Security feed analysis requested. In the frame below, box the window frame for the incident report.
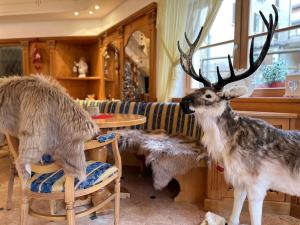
[185,0,300,94]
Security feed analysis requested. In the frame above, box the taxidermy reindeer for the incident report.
[178,5,300,225]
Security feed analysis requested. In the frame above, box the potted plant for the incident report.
[261,60,287,88]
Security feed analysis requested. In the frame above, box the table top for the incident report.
[93,113,146,129]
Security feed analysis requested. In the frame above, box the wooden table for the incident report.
[86,113,146,162]
[87,113,146,214]
[94,113,147,129]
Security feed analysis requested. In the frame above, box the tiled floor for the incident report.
[0,156,300,225]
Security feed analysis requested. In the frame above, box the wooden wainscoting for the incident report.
[231,97,300,129]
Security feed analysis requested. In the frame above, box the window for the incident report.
[253,13,261,33]
[189,0,236,90]
[0,46,23,77]
[249,0,300,88]
[232,3,236,24]
[185,0,300,93]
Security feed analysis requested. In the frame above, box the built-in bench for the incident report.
[78,100,206,204]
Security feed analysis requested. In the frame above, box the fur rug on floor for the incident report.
[117,129,207,190]
[0,75,99,180]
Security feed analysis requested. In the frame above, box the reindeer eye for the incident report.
[205,94,212,99]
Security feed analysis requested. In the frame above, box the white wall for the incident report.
[0,0,155,39]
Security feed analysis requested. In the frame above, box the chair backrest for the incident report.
[5,134,61,176]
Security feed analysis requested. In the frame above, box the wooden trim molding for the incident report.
[20,41,29,75]
[231,97,300,129]
[47,40,56,76]
[231,97,300,103]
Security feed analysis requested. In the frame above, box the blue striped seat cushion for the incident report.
[27,161,118,193]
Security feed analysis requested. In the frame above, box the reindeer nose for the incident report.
[180,97,195,114]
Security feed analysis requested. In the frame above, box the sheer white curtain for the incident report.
[156,0,222,101]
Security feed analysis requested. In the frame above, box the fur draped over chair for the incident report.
[117,129,207,190]
[0,75,99,180]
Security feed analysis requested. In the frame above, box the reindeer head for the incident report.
[179,5,278,117]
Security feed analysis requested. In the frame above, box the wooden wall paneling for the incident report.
[28,41,50,75]
[148,9,157,101]
[53,42,91,77]
[291,197,300,219]
[20,41,29,75]
[231,98,300,129]
[57,80,89,99]
[89,80,100,99]
[237,0,250,69]
[47,40,56,76]
[98,38,106,99]
[87,43,100,77]
[88,43,101,99]
[102,29,123,99]
[206,163,223,200]
[118,26,124,101]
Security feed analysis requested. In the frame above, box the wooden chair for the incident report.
[5,133,122,225]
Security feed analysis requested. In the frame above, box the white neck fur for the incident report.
[194,101,227,161]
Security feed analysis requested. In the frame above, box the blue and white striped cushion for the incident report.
[27,161,118,193]
[77,100,202,140]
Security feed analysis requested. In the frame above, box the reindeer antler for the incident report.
[177,27,212,87]
[178,4,278,90]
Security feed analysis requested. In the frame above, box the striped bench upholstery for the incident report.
[78,100,201,140]
[27,161,118,193]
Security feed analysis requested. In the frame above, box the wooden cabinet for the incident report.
[99,2,157,101]
[47,39,102,99]
[204,111,297,216]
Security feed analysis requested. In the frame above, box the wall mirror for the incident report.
[123,30,150,101]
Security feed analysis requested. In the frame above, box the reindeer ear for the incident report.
[222,86,248,100]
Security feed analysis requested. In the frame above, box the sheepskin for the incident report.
[117,129,207,189]
[0,75,99,180]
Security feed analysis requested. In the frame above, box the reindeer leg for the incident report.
[228,187,246,225]
[247,187,266,225]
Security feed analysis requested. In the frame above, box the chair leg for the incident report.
[20,194,29,225]
[66,201,75,225]
[114,178,121,225]
[65,175,75,225]
[6,159,15,210]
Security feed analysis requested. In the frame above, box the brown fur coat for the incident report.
[0,75,99,179]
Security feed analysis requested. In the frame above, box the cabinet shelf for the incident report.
[56,76,101,81]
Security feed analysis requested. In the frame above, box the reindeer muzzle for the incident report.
[180,98,195,114]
